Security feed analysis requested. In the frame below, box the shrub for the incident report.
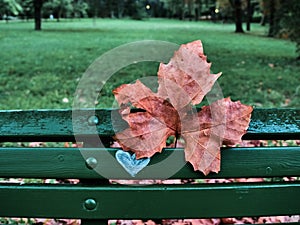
[280,0,300,59]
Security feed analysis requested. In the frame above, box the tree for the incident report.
[85,0,99,18]
[72,0,89,18]
[258,0,281,36]
[125,0,147,20]
[260,0,281,37]
[0,0,22,21]
[246,0,251,30]
[43,0,73,21]
[217,0,246,32]
[106,0,125,18]
[18,0,34,20]
[194,0,202,21]
[280,0,300,59]
[34,0,44,30]
[163,0,185,19]
[233,0,244,32]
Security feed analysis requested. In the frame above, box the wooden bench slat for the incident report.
[0,109,299,142]
[0,183,299,219]
[0,108,299,222]
[245,108,300,140]
[0,109,117,142]
[0,147,299,179]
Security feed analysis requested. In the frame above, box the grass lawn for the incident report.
[0,18,299,110]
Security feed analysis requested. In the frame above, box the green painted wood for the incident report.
[0,147,299,179]
[0,109,122,142]
[0,183,299,219]
[0,108,299,221]
[245,108,300,140]
[0,108,299,142]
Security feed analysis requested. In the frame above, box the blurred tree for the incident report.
[18,0,33,20]
[86,0,125,18]
[267,0,275,36]
[106,0,125,18]
[164,0,185,19]
[233,0,244,32]
[0,0,22,21]
[217,0,246,32]
[72,0,89,18]
[125,0,147,20]
[246,0,251,30]
[145,0,167,18]
[33,0,44,30]
[216,0,232,19]
[43,0,73,21]
[280,0,300,59]
[194,0,202,21]
[161,0,217,20]
[183,0,195,20]
[217,0,258,32]
[85,0,102,18]
[258,0,281,36]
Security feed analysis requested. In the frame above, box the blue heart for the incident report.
[115,150,150,177]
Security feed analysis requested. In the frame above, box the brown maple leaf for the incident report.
[113,81,179,158]
[182,98,252,175]
[113,40,253,175]
[157,40,221,111]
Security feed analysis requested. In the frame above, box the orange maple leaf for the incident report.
[113,40,253,175]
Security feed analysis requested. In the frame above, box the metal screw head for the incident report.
[88,115,99,126]
[85,157,98,169]
[84,198,97,211]
[266,166,272,175]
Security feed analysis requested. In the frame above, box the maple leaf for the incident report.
[157,40,221,111]
[181,98,253,175]
[113,81,179,158]
[113,40,253,175]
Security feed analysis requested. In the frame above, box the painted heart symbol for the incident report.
[115,150,150,177]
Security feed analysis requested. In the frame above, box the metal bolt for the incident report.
[84,198,97,211]
[266,166,272,175]
[57,155,64,162]
[85,157,98,169]
[88,115,99,126]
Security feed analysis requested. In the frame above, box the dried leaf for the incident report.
[182,98,253,175]
[157,40,221,110]
[114,83,179,158]
[113,40,253,175]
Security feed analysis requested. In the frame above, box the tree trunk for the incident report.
[34,0,43,30]
[234,0,244,33]
[246,0,251,31]
[268,0,275,36]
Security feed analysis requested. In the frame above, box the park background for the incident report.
[1,0,299,110]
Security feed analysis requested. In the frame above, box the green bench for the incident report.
[0,108,299,225]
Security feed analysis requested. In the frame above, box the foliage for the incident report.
[0,0,22,18]
[18,0,33,20]
[216,0,247,18]
[256,0,300,57]
[280,0,300,58]
[113,41,252,175]
[72,0,89,18]
[125,0,147,20]
[161,0,216,20]
[43,0,74,20]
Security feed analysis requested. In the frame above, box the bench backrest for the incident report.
[0,108,299,222]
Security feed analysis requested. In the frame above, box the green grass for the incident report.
[0,18,299,110]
